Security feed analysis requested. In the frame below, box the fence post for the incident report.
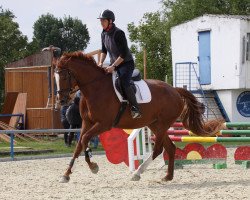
[10,133,14,161]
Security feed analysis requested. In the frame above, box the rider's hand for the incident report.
[105,65,115,73]
[98,63,103,68]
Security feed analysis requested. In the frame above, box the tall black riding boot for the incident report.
[124,86,142,119]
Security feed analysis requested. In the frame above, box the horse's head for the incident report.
[54,55,78,106]
[42,46,73,105]
[49,50,104,105]
[43,46,78,106]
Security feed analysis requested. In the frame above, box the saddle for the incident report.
[131,68,142,81]
[114,69,142,100]
[112,68,152,127]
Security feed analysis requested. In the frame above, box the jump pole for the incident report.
[167,130,250,136]
[172,122,250,128]
[169,136,250,143]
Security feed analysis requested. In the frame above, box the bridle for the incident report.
[54,67,78,105]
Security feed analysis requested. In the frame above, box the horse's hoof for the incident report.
[131,174,141,181]
[90,163,99,174]
[59,175,70,183]
[161,176,173,182]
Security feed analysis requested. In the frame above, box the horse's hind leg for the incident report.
[162,134,176,181]
[131,122,165,181]
[131,152,154,181]
[147,120,176,182]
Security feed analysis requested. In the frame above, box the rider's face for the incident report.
[100,19,110,29]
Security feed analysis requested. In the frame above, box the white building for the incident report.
[171,14,250,122]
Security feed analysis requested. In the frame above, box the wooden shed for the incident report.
[4,51,62,129]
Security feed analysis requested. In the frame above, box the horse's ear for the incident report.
[42,45,62,58]
[53,48,62,58]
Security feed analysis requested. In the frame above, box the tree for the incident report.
[61,16,90,52]
[0,6,29,110]
[128,0,250,83]
[128,12,171,81]
[33,14,90,52]
[0,7,29,66]
[163,0,250,27]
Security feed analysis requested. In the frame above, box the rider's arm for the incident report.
[111,31,128,68]
[111,56,124,68]
[99,53,107,66]
[99,34,107,66]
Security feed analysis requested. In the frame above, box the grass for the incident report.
[0,136,249,159]
[0,137,104,158]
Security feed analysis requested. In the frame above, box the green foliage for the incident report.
[0,9,91,110]
[163,0,250,27]
[128,0,250,83]
[128,12,171,81]
[0,137,104,157]
[33,14,90,52]
[0,8,29,65]
[0,6,30,111]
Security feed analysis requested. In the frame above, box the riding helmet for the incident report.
[97,9,115,22]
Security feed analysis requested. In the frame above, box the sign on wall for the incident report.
[236,91,250,117]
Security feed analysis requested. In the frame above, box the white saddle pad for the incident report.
[112,72,152,104]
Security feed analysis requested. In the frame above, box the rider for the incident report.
[97,9,142,119]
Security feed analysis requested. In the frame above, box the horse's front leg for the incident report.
[81,122,105,174]
[60,126,88,183]
[60,122,100,183]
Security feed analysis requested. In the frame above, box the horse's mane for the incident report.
[59,51,99,70]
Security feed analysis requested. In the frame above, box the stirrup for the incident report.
[132,112,142,119]
[131,107,142,119]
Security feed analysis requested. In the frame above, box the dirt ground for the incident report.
[0,148,249,200]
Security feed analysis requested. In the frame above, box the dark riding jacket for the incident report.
[101,24,133,65]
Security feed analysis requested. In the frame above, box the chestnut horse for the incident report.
[54,51,224,183]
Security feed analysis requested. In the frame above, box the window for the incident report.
[246,33,250,61]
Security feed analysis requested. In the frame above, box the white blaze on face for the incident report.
[54,72,60,99]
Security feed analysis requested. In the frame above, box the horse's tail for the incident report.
[175,87,225,136]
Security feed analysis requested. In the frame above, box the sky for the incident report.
[0,0,162,52]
